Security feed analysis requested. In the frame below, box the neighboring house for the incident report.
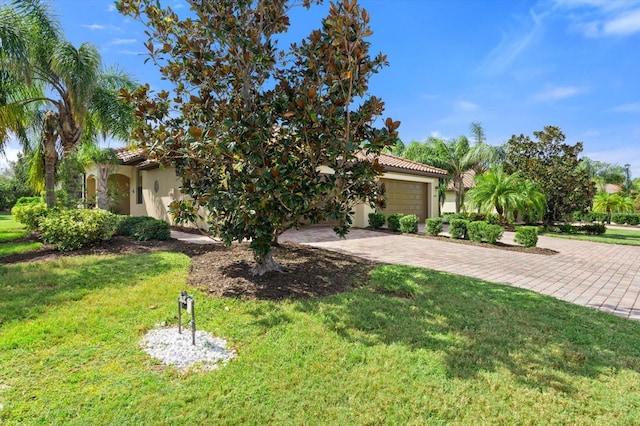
[84,148,448,228]
[442,170,475,213]
[604,183,622,194]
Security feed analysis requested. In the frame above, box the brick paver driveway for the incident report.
[281,227,640,321]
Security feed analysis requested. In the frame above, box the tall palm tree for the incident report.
[592,192,634,224]
[0,0,136,207]
[402,135,495,213]
[466,167,545,224]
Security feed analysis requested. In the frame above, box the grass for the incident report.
[1,252,640,424]
[0,213,41,257]
[545,226,640,246]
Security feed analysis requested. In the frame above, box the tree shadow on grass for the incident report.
[0,252,181,325]
[294,265,640,394]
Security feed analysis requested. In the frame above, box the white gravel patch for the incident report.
[140,327,236,371]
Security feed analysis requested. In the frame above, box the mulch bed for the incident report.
[1,235,375,301]
[2,226,556,301]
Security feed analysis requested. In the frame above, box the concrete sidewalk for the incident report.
[280,227,640,321]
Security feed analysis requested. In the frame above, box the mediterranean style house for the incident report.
[84,148,448,228]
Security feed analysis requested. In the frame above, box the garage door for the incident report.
[380,179,428,221]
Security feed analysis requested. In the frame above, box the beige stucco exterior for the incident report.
[87,162,442,229]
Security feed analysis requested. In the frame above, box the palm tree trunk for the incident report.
[96,163,109,210]
[43,112,58,208]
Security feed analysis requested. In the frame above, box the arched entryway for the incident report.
[85,174,97,208]
[107,174,130,215]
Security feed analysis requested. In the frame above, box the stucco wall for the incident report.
[97,164,442,229]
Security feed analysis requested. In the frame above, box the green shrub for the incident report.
[485,224,504,244]
[14,196,43,206]
[448,219,468,239]
[368,212,386,229]
[572,211,583,222]
[399,214,419,234]
[583,212,607,223]
[440,213,456,224]
[467,221,488,242]
[558,223,579,234]
[582,223,606,235]
[425,217,443,236]
[611,213,628,225]
[39,209,119,251]
[387,213,403,232]
[116,215,171,241]
[11,202,48,231]
[466,221,504,244]
[515,226,538,248]
[628,214,640,226]
[486,213,501,225]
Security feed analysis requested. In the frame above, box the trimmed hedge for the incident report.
[387,213,403,232]
[39,209,119,251]
[467,221,504,244]
[368,212,386,229]
[11,202,49,231]
[611,213,640,225]
[558,223,606,235]
[116,216,171,241]
[514,226,538,248]
[448,219,468,239]
[399,214,419,234]
[425,217,443,236]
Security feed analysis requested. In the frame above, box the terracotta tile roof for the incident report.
[446,170,476,190]
[113,148,447,177]
[376,153,448,177]
[604,183,622,194]
[114,147,147,164]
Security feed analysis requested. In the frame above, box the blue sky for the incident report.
[2,0,639,177]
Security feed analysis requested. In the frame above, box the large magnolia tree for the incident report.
[504,126,595,225]
[117,0,399,274]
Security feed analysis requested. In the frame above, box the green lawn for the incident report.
[1,251,639,425]
[0,213,42,257]
[545,227,640,246]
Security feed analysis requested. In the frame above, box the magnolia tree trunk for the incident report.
[251,250,285,276]
[96,163,110,210]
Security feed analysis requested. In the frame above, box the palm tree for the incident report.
[592,192,634,224]
[0,0,136,207]
[466,167,545,224]
[402,135,495,213]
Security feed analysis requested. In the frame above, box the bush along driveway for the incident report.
[281,227,640,320]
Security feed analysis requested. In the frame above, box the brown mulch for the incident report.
[1,235,375,301]
[2,227,555,301]
[372,228,558,255]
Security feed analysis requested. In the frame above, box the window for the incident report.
[136,169,143,204]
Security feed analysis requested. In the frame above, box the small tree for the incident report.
[118,0,399,275]
[592,192,634,224]
[504,126,595,225]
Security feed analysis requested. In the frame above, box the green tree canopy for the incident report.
[0,0,136,207]
[466,167,545,224]
[592,192,634,224]
[399,132,495,213]
[117,0,399,275]
[504,126,595,225]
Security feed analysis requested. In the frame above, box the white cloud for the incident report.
[533,85,587,101]
[110,38,137,45]
[609,103,640,113]
[117,50,145,56]
[552,0,640,37]
[107,4,117,12]
[82,24,107,31]
[478,9,545,75]
[603,9,640,35]
[456,100,480,112]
